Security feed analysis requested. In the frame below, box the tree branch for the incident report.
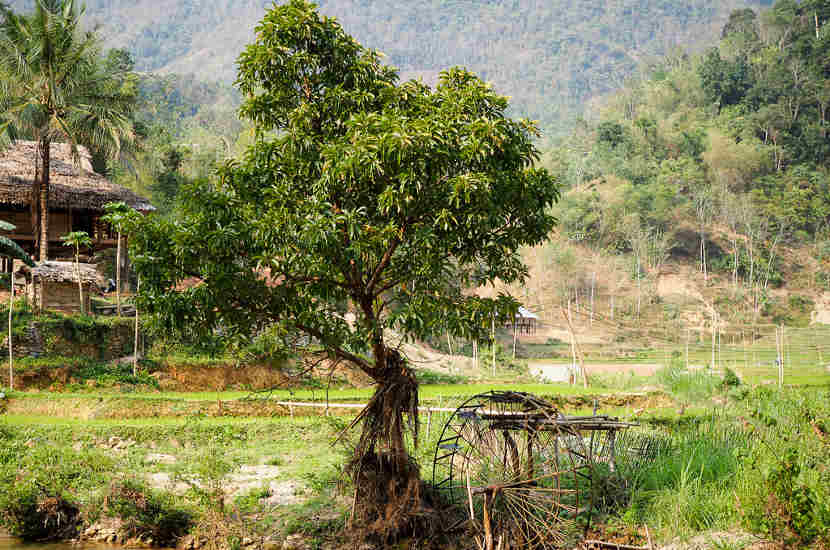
[295,322,379,378]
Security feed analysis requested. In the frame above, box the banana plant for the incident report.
[61,231,92,315]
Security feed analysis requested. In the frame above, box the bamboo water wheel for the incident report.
[431,391,635,549]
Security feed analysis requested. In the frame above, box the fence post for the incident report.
[776,325,783,388]
[685,328,690,370]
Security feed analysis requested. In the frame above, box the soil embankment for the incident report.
[3,390,672,420]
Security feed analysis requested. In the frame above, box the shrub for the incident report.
[721,367,741,389]
[655,363,719,402]
[741,447,829,547]
[0,481,79,541]
[106,480,193,546]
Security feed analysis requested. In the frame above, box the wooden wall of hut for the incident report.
[33,280,93,314]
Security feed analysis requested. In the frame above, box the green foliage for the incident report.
[412,368,466,385]
[61,231,92,250]
[69,360,158,389]
[0,480,80,541]
[8,0,767,138]
[655,361,720,402]
[0,442,113,540]
[721,367,741,389]
[613,420,751,536]
[698,48,754,110]
[738,390,830,546]
[132,0,559,371]
[0,0,137,259]
[0,223,34,267]
[751,168,830,234]
[105,479,193,546]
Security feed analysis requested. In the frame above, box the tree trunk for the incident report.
[39,140,50,262]
[116,231,122,316]
[75,250,84,315]
[347,345,426,538]
[346,299,429,537]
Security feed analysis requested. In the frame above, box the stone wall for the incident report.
[3,317,136,360]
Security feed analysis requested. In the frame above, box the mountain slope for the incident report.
[10,0,766,135]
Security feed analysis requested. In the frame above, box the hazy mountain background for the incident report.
[9,0,769,136]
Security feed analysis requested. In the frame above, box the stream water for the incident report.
[0,534,121,550]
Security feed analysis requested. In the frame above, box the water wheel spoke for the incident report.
[503,490,567,546]
[431,390,635,549]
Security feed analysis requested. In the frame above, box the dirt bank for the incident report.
[3,391,672,420]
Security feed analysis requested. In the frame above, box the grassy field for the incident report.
[3,385,830,548]
[4,381,619,404]
[523,324,830,387]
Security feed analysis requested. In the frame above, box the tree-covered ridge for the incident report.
[9,0,766,135]
[549,0,830,316]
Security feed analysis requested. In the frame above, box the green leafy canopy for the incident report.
[130,0,559,375]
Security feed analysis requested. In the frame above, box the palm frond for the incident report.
[0,235,35,266]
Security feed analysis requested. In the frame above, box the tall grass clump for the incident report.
[608,416,754,538]
[655,362,720,403]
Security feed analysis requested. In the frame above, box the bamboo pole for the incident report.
[8,270,13,391]
[563,304,588,388]
[776,325,783,388]
[133,277,140,377]
[685,328,689,370]
[116,231,122,316]
[512,319,517,360]
[491,317,496,377]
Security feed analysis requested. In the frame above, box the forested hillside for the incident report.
[537,0,830,328]
[9,0,767,135]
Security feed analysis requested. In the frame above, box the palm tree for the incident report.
[0,220,35,391]
[0,0,135,261]
[61,230,91,315]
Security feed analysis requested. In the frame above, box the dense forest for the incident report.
[9,0,768,136]
[539,0,830,325]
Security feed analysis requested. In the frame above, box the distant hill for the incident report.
[8,0,767,136]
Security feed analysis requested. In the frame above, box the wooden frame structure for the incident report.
[0,141,154,261]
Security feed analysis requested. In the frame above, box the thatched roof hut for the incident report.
[0,141,154,212]
[16,260,103,313]
[24,260,102,285]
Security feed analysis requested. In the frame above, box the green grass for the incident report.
[4,381,615,404]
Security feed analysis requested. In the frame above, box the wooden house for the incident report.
[0,141,154,263]
[15,261,102,314]
[514,306,539,335]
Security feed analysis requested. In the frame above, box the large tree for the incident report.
[130,0,558,536]
[0,0,135,261]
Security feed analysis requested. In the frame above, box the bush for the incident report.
[721,367,741,389]
[741,447,830,547]
[0,481,79,541]
[106,480,193,546]
[655,363,719,402]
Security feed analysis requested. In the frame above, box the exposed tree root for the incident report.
[343,349,442,543]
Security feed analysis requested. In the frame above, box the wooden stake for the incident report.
[512,319,517,360]
[685,328,689,370]
[590,271,595,327]
[483,492,494,550]
[133,277,140,377]
[563,304,588,388]
[491,317,496,377]
[8,269,13,391]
